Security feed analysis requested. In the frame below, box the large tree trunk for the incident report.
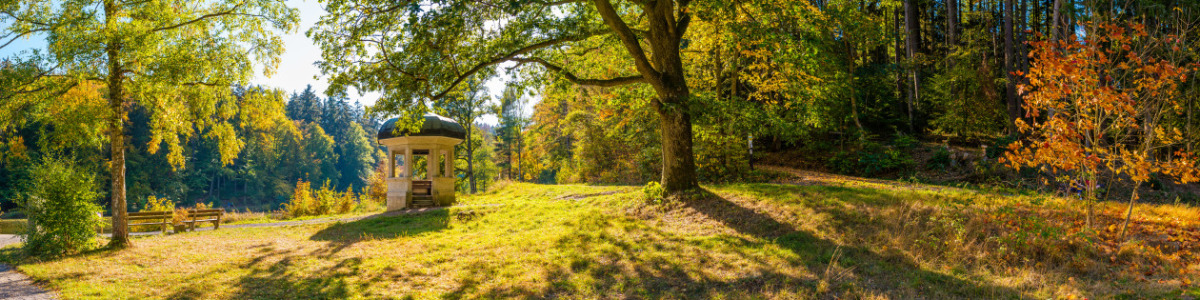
[466,123,476,194]
[895,7,904,118]
[657,96,697,193]
[947,0,957,58]
[904,0,920,133]
[105,0,130,247]
[1053,0,1062,42]
[1004,0,1018,133]
[651,1,696,194]
[595,0,697,194]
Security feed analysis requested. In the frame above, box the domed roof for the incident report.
[378,113,466,140]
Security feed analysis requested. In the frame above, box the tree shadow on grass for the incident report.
[160,244,371,300]
[443,187,1025,299]
[308,209,450,256]
[166,210,452,300]
[675,188,1023,298]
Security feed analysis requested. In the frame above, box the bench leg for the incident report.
[213,220,220,230]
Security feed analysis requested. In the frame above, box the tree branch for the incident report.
[676,0,692,39]
[423,30,611,100]
[149,2,245,33]
[0,28,48,50]
[512,57,645,87]
[593,0,661,83]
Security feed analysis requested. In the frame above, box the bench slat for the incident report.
[129,211,171,217]
[129,215,171,221]
[180,219,219,223]
[187,209,225,213]
[129,221,170,226]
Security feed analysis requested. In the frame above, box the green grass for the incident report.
[2,179,1197,299]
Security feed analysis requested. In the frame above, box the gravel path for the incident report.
[0,235,55,300]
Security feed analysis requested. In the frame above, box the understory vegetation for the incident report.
[3,179,1196,299]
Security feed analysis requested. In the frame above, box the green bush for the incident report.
[314,181,337,215]
[827,141,915,177]
[642,181,664,202]
[928,146,952,170]
[337,187,356,214]
[284,180,314,217]
[893,134,920,151]
[20,156,103,257]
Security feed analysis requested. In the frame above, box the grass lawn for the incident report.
[2,176,1198,299]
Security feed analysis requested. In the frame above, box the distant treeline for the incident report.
[3,85,404,212]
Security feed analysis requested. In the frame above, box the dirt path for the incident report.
[0,235,55,300]
[0,263,54,300]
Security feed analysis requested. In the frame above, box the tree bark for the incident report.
[1052,0,1062,42]
[104,0,130,248]
[656,96,697,193]
[466,121,476,193]
[904,0,920,133]
[595,0,697,194]
[895,7,903,117]
[947,0,957,59]
[1004,0,1018,133]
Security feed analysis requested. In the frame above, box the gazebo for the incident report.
[377,114,465,211]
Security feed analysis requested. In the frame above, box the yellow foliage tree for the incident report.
[1004,22,1200,238]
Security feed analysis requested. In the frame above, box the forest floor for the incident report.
[1,168,1198,299]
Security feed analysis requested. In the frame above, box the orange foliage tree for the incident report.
[1004,22,1200,238]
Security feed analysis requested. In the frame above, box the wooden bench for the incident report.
[181,208,225,232]
[127,211,171,235]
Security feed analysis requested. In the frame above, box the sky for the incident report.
[0,0,518,124]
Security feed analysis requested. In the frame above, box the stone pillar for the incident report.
[444,148,454,178]
[404,147,412,178]
[427,146,439,179]
[388,149,395,178]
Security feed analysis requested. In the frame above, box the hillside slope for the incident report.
[2,172,1198,299]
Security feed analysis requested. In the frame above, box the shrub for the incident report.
[366,165,388,204]
[284,180,314,217]
[337,187,356,214]
[20,156,103,257]
[132,195,175,232]
[172,208,189,226]
[927,146,952,170]
[893,134,920,151]
[144,195,175,212]
[642,181,664,202]
[827,140,915,177]
[313,181,337,215]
